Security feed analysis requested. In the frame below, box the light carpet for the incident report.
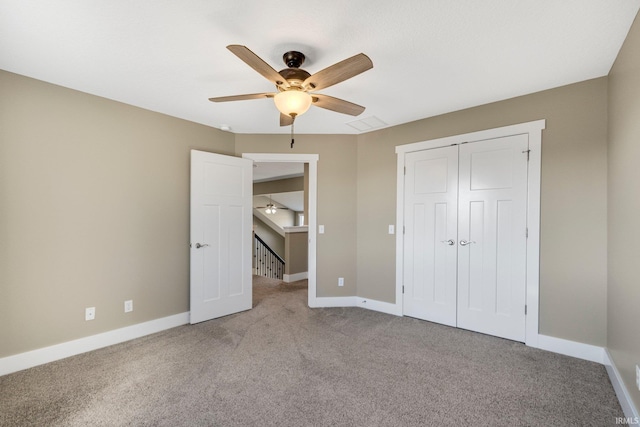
[0,276,622,426]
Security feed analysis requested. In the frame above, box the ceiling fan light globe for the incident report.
[274,90,312,118]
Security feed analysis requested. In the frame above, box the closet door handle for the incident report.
[195,243,210,249]
[459,240,475,246]
[441,239,455,246]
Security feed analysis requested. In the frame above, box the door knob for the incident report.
[459,240,475,246]
[195,243,210,249]
[441,239,455,246]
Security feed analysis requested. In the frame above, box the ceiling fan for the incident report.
[255,195,290,214]
[209,45,373,130]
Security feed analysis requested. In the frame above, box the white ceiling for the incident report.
[1,1,638,135]
[270,192,304,213]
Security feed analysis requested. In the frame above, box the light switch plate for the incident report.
[389,225,395,234]
[319,225,325,234]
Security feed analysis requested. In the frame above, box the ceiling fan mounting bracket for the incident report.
[283,51,305,68]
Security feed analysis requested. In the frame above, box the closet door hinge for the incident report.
[526,227,529,238]
[404,166,406,175]
[525,305,528,315]
[402,286,405,294]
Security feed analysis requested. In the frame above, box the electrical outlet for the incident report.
[85,307,95,321]
[636,365,640,391]
[338,277,344,287]
[124,300,133,313]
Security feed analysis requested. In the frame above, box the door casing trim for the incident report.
[394,120,545,347]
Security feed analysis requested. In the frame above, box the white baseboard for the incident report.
[310,295,402,316]
[356,297,402,316]
[536,334,605,364]
[0,312,189,377]
[283,272,308,283]
[604,349,640,420]
[311,296,358,308]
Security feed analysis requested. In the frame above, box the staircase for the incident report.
[254,234,285,280]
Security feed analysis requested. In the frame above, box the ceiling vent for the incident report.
[346,116,387,132]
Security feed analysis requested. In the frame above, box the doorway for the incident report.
[395,120,545,346]
[243,153,319,308]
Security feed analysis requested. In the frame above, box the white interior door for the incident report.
[190,150,252,324]
[402,135,529,342]
[456,135,528,341]
[403,146,458,326]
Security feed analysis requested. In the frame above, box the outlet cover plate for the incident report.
[124,300,133,313]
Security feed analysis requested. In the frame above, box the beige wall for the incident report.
[252,216,285,259]
[0,58,624,361]
[236,134,358,297]
[357,77,609,346]
[285,231,308,275]
[253,176,303,195]
[0,71,235,357]
[608,14,640,409]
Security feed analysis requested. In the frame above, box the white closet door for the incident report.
[456,135,529,341]
[403,146,459,326]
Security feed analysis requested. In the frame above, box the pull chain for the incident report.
[291,118,294,148]
[290,114,296,148]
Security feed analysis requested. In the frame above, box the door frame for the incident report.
[394,120,545,347]
[242,153,319,308]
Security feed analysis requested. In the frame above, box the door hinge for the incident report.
[402,285,405,294]
[526,227,529,238]
[525,305,528,315]
[404,166,406,175]
[522,149,531,161]
[403,225,406,235]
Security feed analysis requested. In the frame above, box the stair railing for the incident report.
[254,234,285,279]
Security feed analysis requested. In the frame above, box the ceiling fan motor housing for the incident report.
[278,51,311,89]
[277,68,311,89]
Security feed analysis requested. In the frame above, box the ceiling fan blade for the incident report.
[255,205,290,210]
[227,45,290,89]
[311,94,365,116]
[303,53,373,91]
[280,113,294,127]
[209,93,275,102]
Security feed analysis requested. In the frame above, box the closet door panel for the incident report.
[403,146,458,326]
[457,135,529,342]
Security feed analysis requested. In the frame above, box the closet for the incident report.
[401,133,530,342]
